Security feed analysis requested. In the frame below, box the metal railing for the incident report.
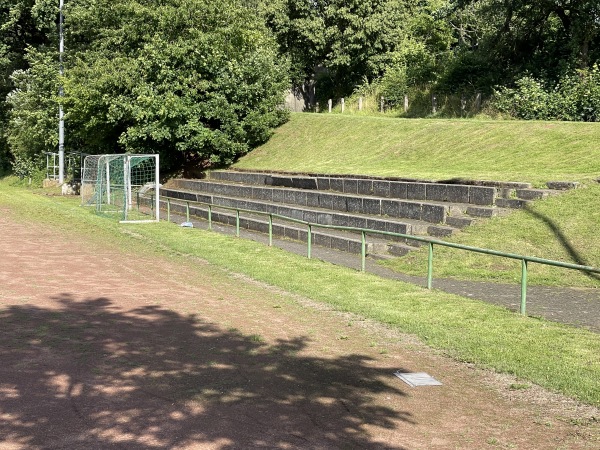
[154,195,600,317]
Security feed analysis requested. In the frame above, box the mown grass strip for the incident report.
[1,180,599,407]
[381,183,600,287]
[235,113,600,185]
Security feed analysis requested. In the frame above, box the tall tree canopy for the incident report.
[3,0,289,170]
[1,0,599,173]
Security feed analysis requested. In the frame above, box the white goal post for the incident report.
[81,154,160,223]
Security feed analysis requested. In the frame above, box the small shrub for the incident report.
[493,66,600,121]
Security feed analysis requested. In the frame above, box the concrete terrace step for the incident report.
[208,171,500,206]
[161,198,415,257]
[164,179,475,225]
[208,170,570,208]
[160,185,458,246]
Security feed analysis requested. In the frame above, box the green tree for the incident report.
[263,0,417,98]
[444,0,600,87]
[4,0,289,171]
[0,0,56,168]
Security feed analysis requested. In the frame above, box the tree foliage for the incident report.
[262,0,440,98]
[1,0,599,171]
[2,0,289,171]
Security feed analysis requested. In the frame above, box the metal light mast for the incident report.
[58,0,65,184]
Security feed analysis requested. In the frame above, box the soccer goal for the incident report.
[81,154,160,223]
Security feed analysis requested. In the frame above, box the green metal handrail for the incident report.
[160,196,600,316]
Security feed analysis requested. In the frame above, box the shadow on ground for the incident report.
[0,295,412,449]
[524,205,600,281]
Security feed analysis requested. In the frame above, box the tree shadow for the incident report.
[524,205,600,281]
[0,294,413,449]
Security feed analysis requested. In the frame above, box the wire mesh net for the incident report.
[81,154,159,222]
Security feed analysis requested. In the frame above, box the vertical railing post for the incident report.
[136,192,140,212]
[361,230,366,272]
[236,209,240,237]
[208,205,212,230]
[520,259,528,315]
[307,224,312,259]
[268,214,273,247]
[167,198,171,222]
[427,242,434,289]
[151,194,154,212]
[186,201,190,222]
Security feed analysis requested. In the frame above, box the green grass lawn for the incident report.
[1,178,599,407]
[235,113,600,186]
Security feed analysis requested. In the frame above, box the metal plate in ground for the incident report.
[394,371,442,387]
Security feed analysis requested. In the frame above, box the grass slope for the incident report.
[382,183,600,287]
[1,179,599,407]
[235,113,600,287]
[235,113,600,185]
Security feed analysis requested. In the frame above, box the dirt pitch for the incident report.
[0,210,598,449]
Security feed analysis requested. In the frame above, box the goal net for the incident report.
[81,154,160,223]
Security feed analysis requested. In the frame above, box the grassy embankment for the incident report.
[1,178,599,407]
[235,113,600,287]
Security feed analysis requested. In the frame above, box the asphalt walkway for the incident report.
[177,215,600,333]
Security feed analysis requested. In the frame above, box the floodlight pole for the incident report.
[58,0,65,184]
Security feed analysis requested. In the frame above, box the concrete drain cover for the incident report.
[394,371,442,387]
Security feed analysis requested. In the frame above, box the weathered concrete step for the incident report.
[495,198,532,209]
[514,188,559,200]
[445,215,478,229]
[207,171,498,206]
[162,181,451,224]
[162,199,412,257]
[547,181,579,190]
[160,187,458,245]
[465,206,501,218]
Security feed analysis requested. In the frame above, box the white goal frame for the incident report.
[81,154,160,223]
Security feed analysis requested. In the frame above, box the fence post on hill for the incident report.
[475,92,482,112]
[427,243,434,289]
[358,97,363,111]
[461,94,467,117]
[341,98,345,113]
[432,94,437,114]
[520,259,528,315]
[328,99,332,113]
[404,95,409,113]
[380,96,385,113]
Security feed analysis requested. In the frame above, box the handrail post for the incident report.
[361,230,366,272]
[167,198,170,222]
[427,242,434,289]
[186,201,190,222]
[307,224,312,259]
[268,214,273,246]
[521,259,528,315]
[236,209,240,237]
[137,192,140,211]
[150,194,154,212]
[208,205,212,230]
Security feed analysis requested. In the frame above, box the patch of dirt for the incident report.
[0,212,598,449]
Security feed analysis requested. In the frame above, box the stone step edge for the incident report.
[208,174,572,209]
[165,180,487,222]
[160,186,460,235]
[213,171,582,197]
[202,174,499,207]
[218,169,534,189]
[162,200,415,257]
